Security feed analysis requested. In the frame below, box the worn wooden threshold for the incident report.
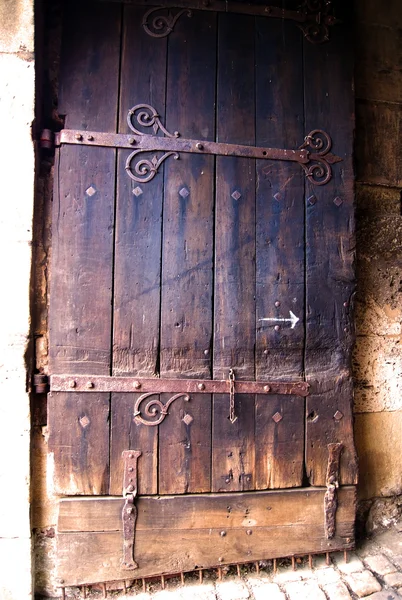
[57,486,356,586]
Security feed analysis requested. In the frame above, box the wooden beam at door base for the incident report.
[57,486,356,586]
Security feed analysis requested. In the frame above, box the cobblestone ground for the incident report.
[61,529,402,600]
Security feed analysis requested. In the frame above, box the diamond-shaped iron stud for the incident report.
[231,190,241,201]
[79,415,90,428]
[272,412,283,423]
[132,186,143,197]
[334,410,344,421]
[182,413,193,426]
[179,187,190,198]
[333,196,343,207]
[85,185,96,197]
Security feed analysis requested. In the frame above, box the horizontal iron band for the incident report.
[50,374,309,397]
[57,129,309,163]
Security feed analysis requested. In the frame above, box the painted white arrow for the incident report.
[259,311,300,329]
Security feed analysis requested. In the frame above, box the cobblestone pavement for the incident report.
[63,528,402,600]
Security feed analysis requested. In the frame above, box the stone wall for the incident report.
[353,0,402,501]
[0,0,35,598]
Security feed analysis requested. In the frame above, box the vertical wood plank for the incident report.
[110,5,168,495]
[48,1,121,494]
[158,9,217,494]
[255,18,305,382]
[304,17,358,486]
[255,395,304,490]
[212,13,256,492]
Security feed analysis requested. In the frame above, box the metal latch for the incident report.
[324,442,343,539]
[121,450,141,570]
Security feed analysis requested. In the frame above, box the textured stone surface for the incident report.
[384,572,402,588]
[344,570,382,598]
[332,553,365,575]
[245,579,285,600]
[284,580,326,600]
[322,581,352,600]
[364,554,397,576]
[314,567,341,585]
[363,592,402,600]
[215,579,249,600]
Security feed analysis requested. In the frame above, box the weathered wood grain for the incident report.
[255,395,304,489]
[48,2,121,494]
[255,17,305,382]
[304,21,358,486]
[56,487,356,585]
[48,393,110,495]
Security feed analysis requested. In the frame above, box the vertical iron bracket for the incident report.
[324,443,343,539]
[121,450,141,570]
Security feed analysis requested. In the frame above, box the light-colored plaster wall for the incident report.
[0,0,35,598]
[353,0,402,500]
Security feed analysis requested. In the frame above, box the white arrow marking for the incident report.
[259,311,300,329]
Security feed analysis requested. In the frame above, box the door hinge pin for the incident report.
[33,373,48,394]
[39,129,54,150]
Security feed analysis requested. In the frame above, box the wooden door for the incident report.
[48,0,357,586]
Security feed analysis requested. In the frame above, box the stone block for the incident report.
[332,553,365,574]
[215,580,249,600]
[322,581,352,600]
[179,584,216,600]
[284,580,326,600]
[363,592,401,600]
[272,568,303,584]
[0,537,32,600]
[364,554,397,576]
[344,570,382,598]
[245,578,285,600]
[384,572,402,588]
[354,412,402,499]
[314,567,341,585]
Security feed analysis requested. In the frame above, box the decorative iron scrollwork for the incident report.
[127,104,180,138]
[142,7,192,38]
[125,150,179,183]
[134,392,190,426]
[299,0,338,44]
[299,129,342,186]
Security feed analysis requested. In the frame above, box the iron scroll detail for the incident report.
[299,129,342,186]
[142,7,192,38]
[134,392,190,426]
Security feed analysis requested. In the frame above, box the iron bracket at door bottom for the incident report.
[56,104,342,187]
[121,450,141,570]
[324,442,343,540]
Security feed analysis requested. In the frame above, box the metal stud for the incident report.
[132,186,143,197]
[79,415,90,429]
[334,410,344,421]
[273,192,282,201]
[85,185,96,197]
[333,196,343,206]
[231,190,241,200]
[179,187,190,198]
[272,412,283,423]
[182,413,193,425]
[308,194,317,205]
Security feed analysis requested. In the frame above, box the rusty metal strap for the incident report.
[56,104,342,187]
[324,443,343,540]
[121,450,141,570]
[50,374,309,397]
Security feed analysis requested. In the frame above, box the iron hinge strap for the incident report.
[56,104,342,187]
[121,450,141,570]
[324,442,343,540]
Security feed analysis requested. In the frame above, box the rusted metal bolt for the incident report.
[275,301,280,307]
[126,484,134,493]
[220,531,226,537]
[128,137,136,145]
[218,557,224,562]
[204,349,209,356]
[246,475,251,482]
[246,529,252,535]
[87,135,94,141]
[343,301,348,307]
[129,453,134,459]
[263,385,270,393]
[225,478,231,484]
[274,325,280,332]
[127,507,134,514]
[196,143,204,150]
[128,466,133,472]
[86,381,94,389]
[133,380,141,389]
[69,380,76,389]
[263,349,268,355]
[198,383,205,391]
[75,133,83,141]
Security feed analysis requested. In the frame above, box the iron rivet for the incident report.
[308,195,317,205]
[263,349,268,355]
[128,137,136,145]
[128,467,133,472]
[274,325,280,332]
[225,478,231,484]
[246,529,252,535]
[344,327,348,333]
[87,135,94,141]
[218,557,224,562]
[86,381,94,389]
[220,531,226,537]
[275,301,280,307]
[196,143,204,150]
[263,385,270,392]
[273,192,282,201]
[343,302,348,307]
[246,476,251,482]
[129,453,134,458]
[204,349,209,356]
[133,381,141,389]
[75,133,83,141]
[198,383,205,391]
[69,380,76,389]
[126,485,134,492]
